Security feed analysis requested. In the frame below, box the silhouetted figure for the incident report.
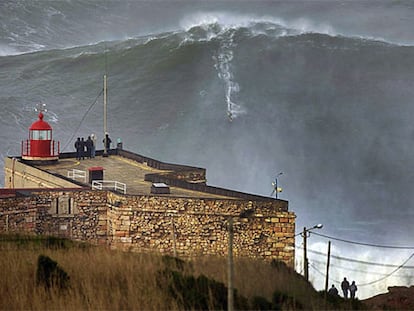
[80,137,86,159]
[341,277,350,298]
[74,137,82,160]
[328,284,339,296]
[85,136,93,159]
[91,133,97,158]
[103,133,112,154]
[349,281,357,299]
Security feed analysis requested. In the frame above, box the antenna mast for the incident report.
[271,172,283,199]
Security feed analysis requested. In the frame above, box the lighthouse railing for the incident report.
[21,140,30,156]
[51,140,60,157]
[21,140,60,157]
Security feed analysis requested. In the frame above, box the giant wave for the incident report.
[1,4,414,299]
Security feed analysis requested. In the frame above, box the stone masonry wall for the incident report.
[0,190,295,267]
[107,192,295,267]
[0,190,108,244]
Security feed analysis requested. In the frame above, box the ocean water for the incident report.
[1,0,414,299]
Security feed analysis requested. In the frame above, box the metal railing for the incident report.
[67,169,87,182]
[21,140,60,157]
[92,180,126,194]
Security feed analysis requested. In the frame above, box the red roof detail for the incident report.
[29,112,52,130]
[88,166,104,171]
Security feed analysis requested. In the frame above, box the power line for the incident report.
[310,263,341,284]
[309,253,414,287]
[311,258,405,277]
[311,231,414,249]
[309,247,414,268]
[62,89,103,151]
[296,245,414,269]
[357,252,414,286]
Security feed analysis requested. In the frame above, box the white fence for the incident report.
[92,180,127,194]
[67,169,87,182]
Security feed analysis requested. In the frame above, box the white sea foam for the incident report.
[211,26,246,121]
[180,12,333,38]
[46,111,59,124]
[179,11,413,46]
[0,45,19,56]
[182,16,246,120]
[180,12,244,31]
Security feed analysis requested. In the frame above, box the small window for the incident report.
[49,197,77,215]
[30,130,51,140]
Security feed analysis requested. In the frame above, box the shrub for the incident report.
[158,268,249,310]
[251,295,272,310]
[36,255,70,291]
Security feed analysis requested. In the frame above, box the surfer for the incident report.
[227,110,233,122]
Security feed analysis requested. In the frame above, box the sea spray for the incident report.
[2,4,414,300]
[212,27,245,120]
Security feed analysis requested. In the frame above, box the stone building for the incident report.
[0,112,295,266]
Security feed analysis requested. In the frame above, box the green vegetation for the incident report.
[0,234,366,310]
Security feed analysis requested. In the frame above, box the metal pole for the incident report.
[103,74,108,157]
[325,241,331,292]
[324,240,331,307]
[228,217,234,311]
[275,177,278,199]
[274,172,283,199]
[303,227,308,282]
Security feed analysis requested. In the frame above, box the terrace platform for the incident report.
[37,153,234,199]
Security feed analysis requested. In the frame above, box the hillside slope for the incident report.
[363,286,414,310]
[0,234,368,310]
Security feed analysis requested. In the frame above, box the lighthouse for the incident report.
[21,111,60,163]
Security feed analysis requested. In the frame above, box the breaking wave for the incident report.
[1,3,414,300]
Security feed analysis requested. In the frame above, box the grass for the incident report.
[0,234,366,310]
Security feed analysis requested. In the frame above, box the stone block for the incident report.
[120,237,132,243]
[115,231,128,237]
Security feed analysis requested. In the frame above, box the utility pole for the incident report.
[324,240,331,307]
[325,241,331,292]
[302,224,323,282]
[228,217,234,311]
[303,227,308,282]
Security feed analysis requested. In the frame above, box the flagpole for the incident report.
[103,74,108,157]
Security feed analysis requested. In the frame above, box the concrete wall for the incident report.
[0,190,295,267]
[4,157,81,189]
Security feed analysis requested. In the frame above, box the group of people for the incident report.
[75,133,112,160]
[74,134,97,160]
[328,277,357,299]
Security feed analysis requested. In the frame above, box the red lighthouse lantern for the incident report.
[21,111,60,162]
